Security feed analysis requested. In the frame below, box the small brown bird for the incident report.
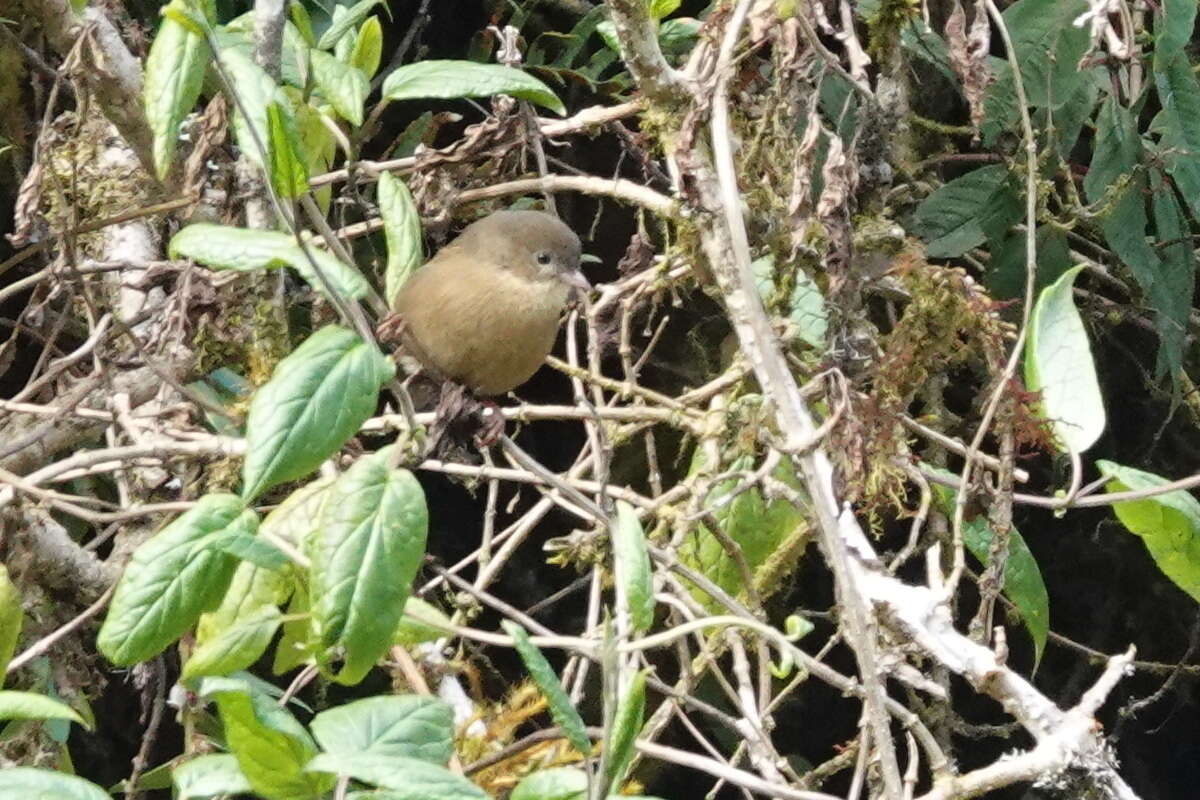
[387,209,590,397]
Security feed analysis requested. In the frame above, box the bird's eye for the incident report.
[535,252,553,266]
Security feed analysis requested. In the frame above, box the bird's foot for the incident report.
[472,400,505,449]
[375,311,408,345]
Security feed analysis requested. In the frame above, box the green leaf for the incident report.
[393,596,454,645]
[310,449,429,684]
[273,582,312,675]
[788,267,827,348]
[144,5,209,179]
[0,563,22,681]
[210,531,291,570]
[289,2,316,46]
[98,495,252,665]
[183,606,283,681]
[657,17,700,60]
[1084,97,1172,372]
[260,476,336,548]
[350,16,383,79]
[266,101,309,198]
[311,49,369,126]
[170,223,369,301]
[310,695,454,764]
[216,45,286,170]
[170,224,296,271]
[0,691,89,729]
[613,501,654,633]
[1149,172,1194,377]
[1098,461,1200,604]
[595,20,620,53]
[306,752,487,799]
[1085,97,1142,201]
[603,670,645,789]
[502,621,591,757]
[986,225,1071,301]
[192,556,291,678]
[379,172,424,303]
[109,760,175,794]
[317,0,385,50]
[911,165,1022,258]
[207,680,330,800]
[1156,0,1197,61]
[996,0,1088,109]
[511,767,587,800]
[679,449,811,612]
[649,0,681,19]
[241,326,394,501]
[1156,51,1200,170]
[382,60,566,115]
[1023,265,1105,453]
[174,753,252,800]
[0,768,110,800]
[928,473,1049,664]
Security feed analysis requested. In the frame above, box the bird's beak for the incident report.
[559,268,593,294]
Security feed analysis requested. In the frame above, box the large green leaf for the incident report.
[98,495,253,665]
[978,0,1088,141]
[382,60,566,114]
[928,472,1049,664]
[0,769,110,800]
[1098,461,1200,604]
[0,563,22,681]
[502,621,591,757]
[1156,0,1198,62]
[613,501,654,633]
[0,691,89,728]
[998,0,1088,108]
[204,678,330,800]
[144,3,210,179]
[1023,265,1105,454]
[911,165,1022,258]
[378,172,424,303]
[310,448,428,684]
[1083,95,1187,374]
[306,753,487,799]
[310,695,453,764]
[241,326,394,501]
[311,49,369,126]
[173,753,252,800]
[169,224,369,301]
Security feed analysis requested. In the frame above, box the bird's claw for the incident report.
[472,400,505,449]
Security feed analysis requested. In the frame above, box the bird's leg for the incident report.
[472,399,505,449]
[375,311,408,345]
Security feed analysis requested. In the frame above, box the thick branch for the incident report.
[606,0,690,106]
[27,0,156,176]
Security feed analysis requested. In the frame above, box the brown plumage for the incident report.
[389,210,589,396]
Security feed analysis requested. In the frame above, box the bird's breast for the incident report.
[396,261,571,395]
